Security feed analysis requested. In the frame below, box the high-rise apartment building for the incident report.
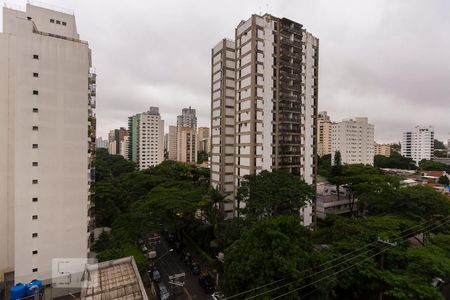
[374,143,391,157]
[108,127,128,157]
[177,107,197,129]
[177,127,197,164]
[0,4,95,284]
[197,127,210,153]
[128,114,140,163]
[212,15,319,225]
[167,126,178,160]
[211,39,236,214]
[331,118,375,165]
[317,111,333,157]
[137,107,164,169]
[96,137,108,149]
[401,126,434,164]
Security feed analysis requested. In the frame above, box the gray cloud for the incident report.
[2,0,449,143]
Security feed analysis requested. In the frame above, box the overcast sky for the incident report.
[2,0,449,143]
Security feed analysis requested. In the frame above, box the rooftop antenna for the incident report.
[266,3,269,14]
[259,6,262,16]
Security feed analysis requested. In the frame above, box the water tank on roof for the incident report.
[26,280,43,296]
[10,283,26,300]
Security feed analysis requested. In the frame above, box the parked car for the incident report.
[157,283,170,300]
[183,252,192,264]
[190,262,200,275]
[199,275,215,294]
[147,250,157,259]
[150,269,161,283]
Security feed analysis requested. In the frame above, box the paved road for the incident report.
[149,237,210,300]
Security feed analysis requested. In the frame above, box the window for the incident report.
[32,144,38,149]
[50,19,55,23]
[32,197,38,202]
[32,126,38,131]
[33,73,39,78]
[33,90,39,95]
[33,108,39,113]
[33,55,39,60]
[32,180,38,184]
[32,215,38,220]
[56,20,61,24]
[32,162,38,166]
[32,233,38,238]
[32,250,38,255]
[62,21,67,26]
[32,268,38,272]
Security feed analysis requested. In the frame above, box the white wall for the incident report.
[1,5,91,283]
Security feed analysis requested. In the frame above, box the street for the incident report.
[146,237,211,300]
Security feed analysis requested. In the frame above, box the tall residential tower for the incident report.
[401,126,434,164]
[211,14,319,225]
[331,118,375,165]
[0,4,95,284]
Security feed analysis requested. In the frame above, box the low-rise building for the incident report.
[81,257,148,300]
[374,143,391,157]
[316,183,353,219]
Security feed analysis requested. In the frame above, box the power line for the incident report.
[244,216,450,300]
[224,216,450,300]
[223,216,442,300]
[270,217,450,300]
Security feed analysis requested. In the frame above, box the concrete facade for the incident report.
[177,127,197,164]
[211,39,236,216]
[211,15,319,226]
[374,143,391,157]
[331,118,375,165]
[401,126,434,165]
[137,107,164,169]
[167,126,178,161]
[0,4,95,283]
[317,111,333,157]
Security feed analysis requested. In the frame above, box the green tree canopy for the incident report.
[237,170,313,219]
[223,216,325,299]
[374,152,417,170]
[438,175,450,185]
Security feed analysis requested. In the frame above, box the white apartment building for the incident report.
[212,15,319,226]
[401,126,434,164]
[0,4,95,284]
[138,107,164,169]
[332,118,375,165]
[211,39,236,215]
[317,111,333,157]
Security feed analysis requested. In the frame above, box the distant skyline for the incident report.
[2,0,449,143]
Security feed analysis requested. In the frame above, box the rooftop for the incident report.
[81,257,147,300]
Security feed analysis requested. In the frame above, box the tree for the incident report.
[223,216,327,298]
[197,150,208,164]
[317,154,331,177]
[434,139,445,150]
[329,151,344,201]
[438,175,450,185]
[374,152,417,170]
[237,170,313,219]
[364,185,450,220]
[419,159,450,172]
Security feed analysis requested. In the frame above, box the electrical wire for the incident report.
[244,216,450,300]
[269,217,450,300]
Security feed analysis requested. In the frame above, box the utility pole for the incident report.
[377,238,397,300]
